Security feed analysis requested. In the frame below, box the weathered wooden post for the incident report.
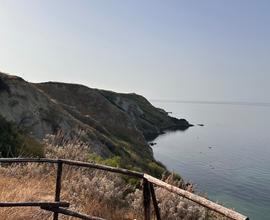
[149,183,161,220]
[53,160,63,220]
[143,178,151,220]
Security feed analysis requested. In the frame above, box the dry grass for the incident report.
[0,168,55,219]
[0,136,140,220]
[0,163,138,220]
[0,135,229,220]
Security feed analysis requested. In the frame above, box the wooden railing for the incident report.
[0,158,249,220]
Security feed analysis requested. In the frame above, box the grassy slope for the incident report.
[36,82,166,177]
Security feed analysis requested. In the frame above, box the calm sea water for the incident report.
[151,101,270,220]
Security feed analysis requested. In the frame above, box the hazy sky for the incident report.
[0,0,269,102]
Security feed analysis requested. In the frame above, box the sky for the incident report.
[0,0,269,102]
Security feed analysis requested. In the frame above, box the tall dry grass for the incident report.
[0,134,229,220]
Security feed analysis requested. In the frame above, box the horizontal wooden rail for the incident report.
[0,158,144,178]
[144,174,249,220]
[42,207,106,220]
[0,158,249,220]
[62,159,144,178]
[0,201,69,208]
[0,158,58,164]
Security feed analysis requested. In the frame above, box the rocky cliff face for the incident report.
[0,71,191,175]
[0,72,114,157]
[100,90,191,140]
[36,82,147,147]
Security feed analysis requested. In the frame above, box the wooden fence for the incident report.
[0,158,249,220]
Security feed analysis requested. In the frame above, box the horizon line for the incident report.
[149,99,270,107]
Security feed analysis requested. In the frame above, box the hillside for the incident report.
[0,71,192,176]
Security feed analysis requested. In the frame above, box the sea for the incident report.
[151,101,270,220]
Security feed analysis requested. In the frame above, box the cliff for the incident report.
[0,71,191,176]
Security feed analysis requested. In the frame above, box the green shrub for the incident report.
[148,161,166,178]
[0,115,44,157]
[88,153,123,168]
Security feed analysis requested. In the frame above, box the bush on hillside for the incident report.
[0,115,44,157]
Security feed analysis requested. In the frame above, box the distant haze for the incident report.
[0,0,269,102]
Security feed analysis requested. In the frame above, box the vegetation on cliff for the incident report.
[0,115,44,157]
